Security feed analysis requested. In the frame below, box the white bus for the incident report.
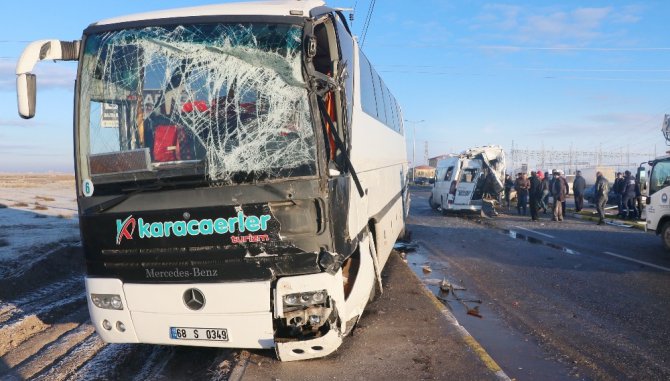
[16,0,409,361]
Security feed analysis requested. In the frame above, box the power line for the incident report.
[360,0,376,47]
[375,64,670,73]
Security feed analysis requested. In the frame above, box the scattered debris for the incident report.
[466,306,482,318]
[435,279,481,318]
[422,265,432,274]
[394,242,418,252]
[439,278,450,293]
[423,278,443,286]
[605,220,633,228]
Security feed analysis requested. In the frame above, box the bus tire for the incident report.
[662,222,670,251]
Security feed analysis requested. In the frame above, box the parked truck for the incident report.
[640,114,670,250]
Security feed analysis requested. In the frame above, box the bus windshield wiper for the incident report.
[83,178,207,215]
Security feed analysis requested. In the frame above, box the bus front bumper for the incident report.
[85,270,348,360]
[85,277,275,348]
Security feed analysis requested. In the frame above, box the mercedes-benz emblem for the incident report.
[183,288,206,310]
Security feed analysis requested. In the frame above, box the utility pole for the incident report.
[424,141,429,166]
[404,119,425,182]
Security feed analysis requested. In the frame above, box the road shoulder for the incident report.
[235,251,503,380]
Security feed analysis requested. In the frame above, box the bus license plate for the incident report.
[170,327,229,341]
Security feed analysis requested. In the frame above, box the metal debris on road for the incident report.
[467,306,482,318]
[394,242,418,252]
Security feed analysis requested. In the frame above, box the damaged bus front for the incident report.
[16,1,409,361]
[429,145,505,212]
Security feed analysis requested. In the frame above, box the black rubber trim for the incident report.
[84,15,306,34]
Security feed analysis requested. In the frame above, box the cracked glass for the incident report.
[78,23,316,184]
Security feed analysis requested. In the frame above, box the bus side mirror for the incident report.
[15,39,79,119]
[17,73,37,119]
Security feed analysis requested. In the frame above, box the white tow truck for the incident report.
[640,114,670,250]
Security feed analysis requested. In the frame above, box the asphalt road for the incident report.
[408,187,670,380]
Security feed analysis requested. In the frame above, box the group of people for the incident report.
[503,170,588,222]
[612,171,643,220]
[502,169,644,225]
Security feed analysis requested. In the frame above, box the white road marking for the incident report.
[603,251,670,272]
[512,226,555,239]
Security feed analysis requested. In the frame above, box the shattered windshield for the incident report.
[78,23,316,184]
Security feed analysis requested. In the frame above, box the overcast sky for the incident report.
[0,0,668,172]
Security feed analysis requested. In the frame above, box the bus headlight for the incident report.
[91,294,124,310]
[283,290,328,308]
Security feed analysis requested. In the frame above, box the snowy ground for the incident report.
[0,174,237,380]
[0,174,79,273]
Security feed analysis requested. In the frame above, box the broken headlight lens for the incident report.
[91,293,124,310]
[283,290,328,308]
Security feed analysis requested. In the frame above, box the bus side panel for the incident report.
[347,42,408,250]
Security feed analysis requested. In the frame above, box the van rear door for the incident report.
[453,163,479,205]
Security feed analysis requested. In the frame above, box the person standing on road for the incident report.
[573,170,586,212]
[504,174,514,210]
[595,171,609,225]
[540,171,550,214]
[559,170,569,213]
[622,170,637,219]
[635,179,643,221]
[551,171,567,221]
[529,171,542,221]
[613,172,625,217]
[514,173,530,215]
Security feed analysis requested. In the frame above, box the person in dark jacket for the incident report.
[573,170,586,212]
[551,171,567,221]
[503,174,514,210]
[529,171,542,221]
[514,173,530,215]
[635,180,643,221]
[613,172,625,217]
[595,171,609,225]
[622,170,637,219]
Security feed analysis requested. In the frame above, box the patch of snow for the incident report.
[0,174,79,263]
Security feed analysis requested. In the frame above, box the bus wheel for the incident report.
[662,222,670,251]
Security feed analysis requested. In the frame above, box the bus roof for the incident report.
[93,0,327,26]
